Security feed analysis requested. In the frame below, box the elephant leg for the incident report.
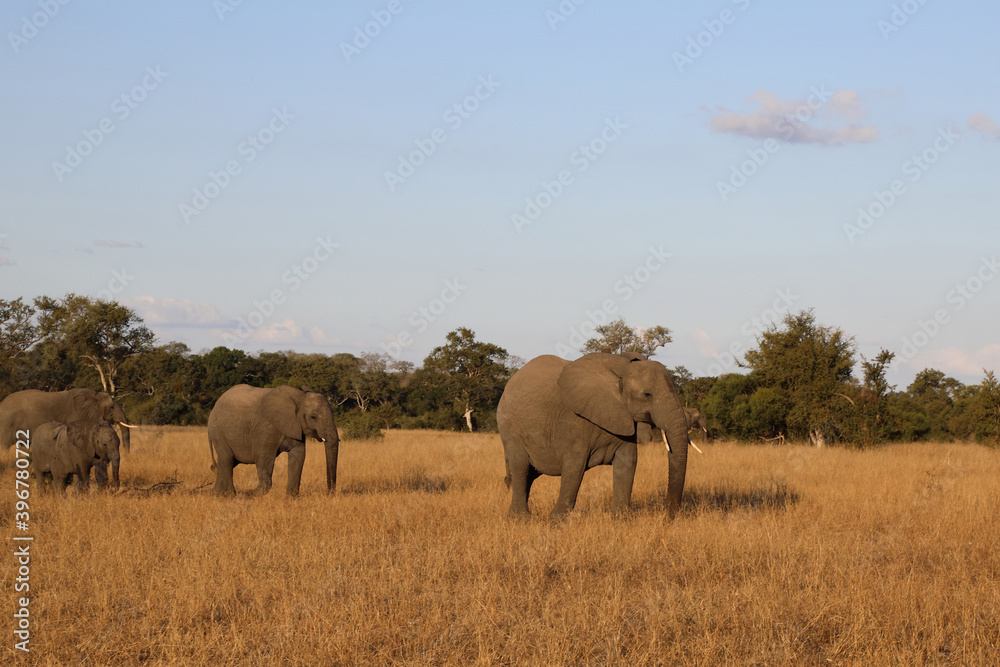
[611,442,638,514]
[94,462,108,489]
[55,473,69,495]
[78,468,90,493]
[286,446,305,496]
[550,462,586,520]
[110,457,120,489]
[506,455,536,517]
[212,447,237,496]
[254,457,275,495]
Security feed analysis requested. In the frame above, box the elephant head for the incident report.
[72,389,132,453]
[261,385,340,492]
[558,353,690,513]
[684,407,708,438]
[88,423,122,489]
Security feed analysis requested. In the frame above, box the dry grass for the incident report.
[2,427,999,665]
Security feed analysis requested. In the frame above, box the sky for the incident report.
[1,0,997,388]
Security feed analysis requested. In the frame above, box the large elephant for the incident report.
[208,384,340,496]
[0,388,133,456]
[497,353,691,519]
[31,421,121,493]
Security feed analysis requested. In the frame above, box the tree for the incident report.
[0,298,46,393]
[33,295,155,395]
[974,370,1000,446]
[197,346,255,405]
[858,349,896,446]
[582,319,672,357]
[742,309,856,445]
[0,297,44,364]
[423,327,513,431]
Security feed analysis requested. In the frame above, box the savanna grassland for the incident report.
[3,428,999,666]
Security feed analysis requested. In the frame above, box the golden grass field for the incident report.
[3,427,999,665]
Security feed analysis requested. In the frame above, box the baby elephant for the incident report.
[31,421,122,493]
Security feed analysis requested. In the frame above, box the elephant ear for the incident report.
[558,353,635,437]
[261,386,304,441]
[66,422,97,458]
[71,389,102,422]
[48,422,68,442]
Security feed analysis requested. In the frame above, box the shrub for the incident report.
[338,410,385,441]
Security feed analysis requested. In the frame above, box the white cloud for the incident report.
[309,326,342,346]
[127,296,229,328]
[968,113,999,138]
[709,89,879,146]
[828,90,868,122]
[691,328,720,357]
[903,344,1000,378]
[94,240,144,248]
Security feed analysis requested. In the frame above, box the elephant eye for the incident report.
[643,392,653,399]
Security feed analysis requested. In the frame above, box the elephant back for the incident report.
[29,421,67,471]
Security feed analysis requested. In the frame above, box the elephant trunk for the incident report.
[111,404,131,453]
[117,423,130,454]
[109,442,121,490]
[654,402,690,517]
[324,436,340,493]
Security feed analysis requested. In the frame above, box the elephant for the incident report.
[684,407,708,438]
[30,421,121,493]
[0,389,133,466]
[208,384,340,496]
[496,353,691,520]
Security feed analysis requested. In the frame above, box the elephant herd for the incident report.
[1,353,703,518]
[0,384,341,497]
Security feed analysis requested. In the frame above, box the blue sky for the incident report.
[1,0,997,387]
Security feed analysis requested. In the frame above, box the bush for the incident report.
[338,410,385,441]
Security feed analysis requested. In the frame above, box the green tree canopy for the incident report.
[32,294,155,395]
[582,318,672,358]
[742,309,856,445]
[423,327,513,431]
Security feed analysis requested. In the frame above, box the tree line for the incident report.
[2,295,997,446]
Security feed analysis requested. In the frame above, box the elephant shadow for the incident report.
[639,482,800,515]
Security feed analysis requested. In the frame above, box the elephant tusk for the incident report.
[117,422,138,429]
[690,440,704,455]
[661,429,671,453]
[319,437,326,442]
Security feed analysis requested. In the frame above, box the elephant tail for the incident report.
[208,437,218,472]
[503,455,511,489]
